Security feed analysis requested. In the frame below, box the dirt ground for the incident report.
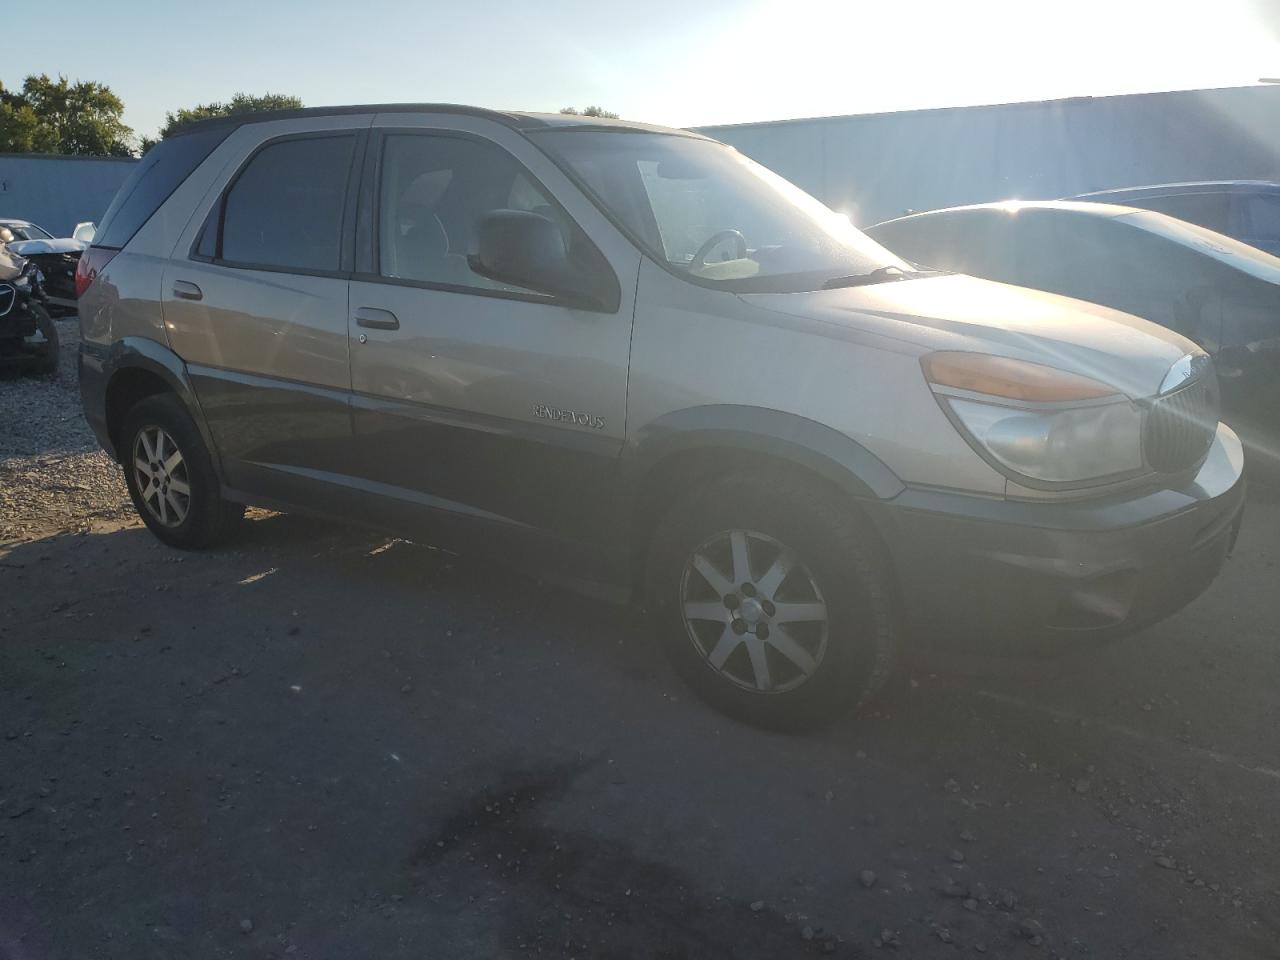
[2,325,1279,958]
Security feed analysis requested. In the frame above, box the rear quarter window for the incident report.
[94,126,232,250]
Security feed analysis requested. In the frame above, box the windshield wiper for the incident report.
[822,265,929,289]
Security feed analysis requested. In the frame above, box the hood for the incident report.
[741,274,1198,399]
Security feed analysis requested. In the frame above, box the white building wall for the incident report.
[0,154,137,236]
[696,86,1280,226]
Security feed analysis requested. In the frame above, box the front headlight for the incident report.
[923,352,1145,485]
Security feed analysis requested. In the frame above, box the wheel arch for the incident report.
[620,406,905,590]
[97,338,223,482]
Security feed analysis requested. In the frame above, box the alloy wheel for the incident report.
[132,426,191,528]
[679,529,829,693]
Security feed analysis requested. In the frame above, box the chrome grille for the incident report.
[0,284,14,317]
[1144,371,1217,473]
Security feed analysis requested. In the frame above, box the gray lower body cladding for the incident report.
[83,342,1248,652]
[867,441,1246,653]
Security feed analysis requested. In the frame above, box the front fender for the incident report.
[620,405,905,506]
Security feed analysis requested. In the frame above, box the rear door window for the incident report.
[954,210,1015,280]
[1013,211,1221,337]
[212,135,357,273]
[1244,195,1280,244]
[1011,212,1120,295]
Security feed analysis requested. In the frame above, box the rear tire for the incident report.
[646,471,901,731]
[121,394,243,549]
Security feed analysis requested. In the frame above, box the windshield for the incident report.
[529,130,907,293]
[5,222,53,241]
[1123,210,1280,284]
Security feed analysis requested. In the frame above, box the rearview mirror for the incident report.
[654,158,706,180]
[72,221,97,244]
[469,210,604,309]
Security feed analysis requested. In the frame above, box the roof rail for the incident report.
[167,103,539,138]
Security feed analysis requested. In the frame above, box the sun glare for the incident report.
[646,0,1280,127]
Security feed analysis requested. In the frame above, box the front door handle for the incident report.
[354,307,399,330]
[172,280,203,301]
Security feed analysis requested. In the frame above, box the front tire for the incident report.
[121,394,243,549]
[646,472,901,731]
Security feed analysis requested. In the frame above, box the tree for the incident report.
[156,92,304,140]
[559,105,619,119]
[0,82,43,153]
[0,75,134,156]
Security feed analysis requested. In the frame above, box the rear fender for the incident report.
[82,336,224,482]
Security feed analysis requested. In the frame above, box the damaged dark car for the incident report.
[0,220,87,317]
[0,225,59,374]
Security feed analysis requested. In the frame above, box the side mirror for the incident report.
[469,210,605,309]
[72,222,97,244]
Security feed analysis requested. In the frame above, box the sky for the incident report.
[5,0,1280,142]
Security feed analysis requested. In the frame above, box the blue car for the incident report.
[1068,181,1280,257]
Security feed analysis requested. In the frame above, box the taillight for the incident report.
[74,247,119,299]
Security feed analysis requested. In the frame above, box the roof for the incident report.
[0,152,137,163]
[870,199,1146,227]
[167,103,709,140]
[1070,180,1280,201]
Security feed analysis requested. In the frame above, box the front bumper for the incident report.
[867,423,1246,652]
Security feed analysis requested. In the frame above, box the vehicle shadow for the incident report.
[3,496,1268,726]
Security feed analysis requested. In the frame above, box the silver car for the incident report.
[77,105,1245,729]
[864,200,1280,443]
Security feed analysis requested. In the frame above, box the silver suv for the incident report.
[77,105,1245,729]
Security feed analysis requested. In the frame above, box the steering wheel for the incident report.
[689,229,747,271]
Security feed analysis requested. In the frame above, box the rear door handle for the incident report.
[172,280,203,301]
[354,307,399,330]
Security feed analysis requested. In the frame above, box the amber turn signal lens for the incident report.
[921,352,1120,403]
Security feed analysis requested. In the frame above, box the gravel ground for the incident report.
[1,342,1278,958]
[0,319,131,542]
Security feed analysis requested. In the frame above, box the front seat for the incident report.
[395,212,448,281]
[400,211,476,287]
